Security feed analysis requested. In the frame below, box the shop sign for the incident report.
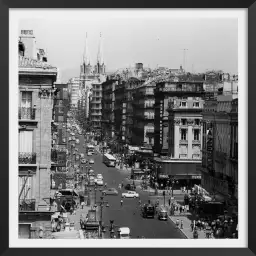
[158,174,169,179]
[192,175,201,179]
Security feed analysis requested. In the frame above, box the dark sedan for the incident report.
[124,183,136,191]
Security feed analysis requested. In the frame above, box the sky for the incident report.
[17,10,239,83]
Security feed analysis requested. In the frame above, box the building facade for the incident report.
[201,94,238,202]
[101,77,117,140]
[153,79,205,188]
[18,30,57,238]
[132,81,155,146]
[68,77,80,109]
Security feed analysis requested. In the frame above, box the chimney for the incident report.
[19,30,37,59]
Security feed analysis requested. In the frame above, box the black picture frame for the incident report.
[0,1,254,256]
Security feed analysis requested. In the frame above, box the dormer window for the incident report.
[193,101,200,107]
[180,101,187,107]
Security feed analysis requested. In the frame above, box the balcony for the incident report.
[179,140,188,145]
[145,103,155,108]
[146,129,154,135]
[19,107,36,120]
[19,199,36,211]
[19,152,37,164]
[192,140,201,145]
[144,116,154,120]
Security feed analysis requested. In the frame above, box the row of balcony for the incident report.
[19,107,36,120]
[179,140,201,144]
[19,199,36,211]
[19,152,36,164]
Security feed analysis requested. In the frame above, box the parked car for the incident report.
[122,191,139,198]
[97,174,103,179]
[89,159,94,164]
[96,179,104,186]
[102,188,118,196]
[124,183,136,191]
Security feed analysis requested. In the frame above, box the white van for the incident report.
[118,227,130,239]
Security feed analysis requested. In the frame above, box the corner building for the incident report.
[18,30,57,238]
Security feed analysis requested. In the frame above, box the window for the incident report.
[181,119,187,125]
[180,101,187,107]
[195,119,200,125]
[181,129,187,140]
[194,129,200,140]
[19,131,33,153]
[21,92,32,108]
[193,101,200,107]
[19,175,35,199]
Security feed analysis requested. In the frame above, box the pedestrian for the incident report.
[168,198,171,206]
[179,205,182,215]
[176,219,180,229]
[182,205,185,213]
[81,201,85,209]
[120,199,123,207]
[190,221,194,232]
[180,220,183,229]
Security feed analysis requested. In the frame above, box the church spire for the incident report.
[83,32,90,65]
[97,32,104,65]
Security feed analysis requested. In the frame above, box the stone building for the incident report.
[200,93,238,203]
[101,76,118,140]
[132,81,155,146]
[153,78,205,188]
[18,30,57,238]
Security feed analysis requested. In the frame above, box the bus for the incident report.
[103,153,116,167]
[86,145,94,156]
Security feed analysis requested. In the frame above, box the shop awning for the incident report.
[158,162,202,179]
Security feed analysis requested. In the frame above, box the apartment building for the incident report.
[101,77,117,140]
[200,94,238,202]
[18,30,57,238]
[132,81,155,146]
[153,78,205,188]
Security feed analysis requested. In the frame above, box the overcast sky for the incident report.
[17,10,238,82]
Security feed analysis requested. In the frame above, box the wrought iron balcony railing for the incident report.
[19,107,36,120]
[19,199,36,211]
[19,152,37,164]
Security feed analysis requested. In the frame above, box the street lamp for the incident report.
[94,196,109,238]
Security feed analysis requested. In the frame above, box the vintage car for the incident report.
[102,188,118,196]
[122,191,139,198]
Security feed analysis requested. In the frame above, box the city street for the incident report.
[72,132,186,239]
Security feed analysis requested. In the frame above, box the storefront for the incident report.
[154,159,202,189]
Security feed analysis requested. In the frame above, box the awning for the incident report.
[158,162,202,179]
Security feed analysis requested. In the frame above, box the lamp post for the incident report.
[170,175,176,198]
[94,196,109,238]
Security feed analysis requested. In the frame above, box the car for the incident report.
[122,191,139,198]
[89,159,94,164]
[96,179,104,186]
[68,137,72,141]
[102,188,118,196]
[97,174,103,179]
[87,152,93,156]
[62,138,66,143]
[124,183,136,191]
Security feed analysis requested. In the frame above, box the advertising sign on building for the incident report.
[206,123,214,171]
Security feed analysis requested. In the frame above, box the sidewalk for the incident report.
[148,196,214,239]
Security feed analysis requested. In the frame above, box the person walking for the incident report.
[168,198,171,207]
[120,199,123,207]
[179,205,182,215]
[176,219,180,229]
[180,220,183,229]
[81,201,85,209]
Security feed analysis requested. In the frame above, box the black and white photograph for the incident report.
[9,9,247,247]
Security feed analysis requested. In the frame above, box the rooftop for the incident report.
[19,55,57,72]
